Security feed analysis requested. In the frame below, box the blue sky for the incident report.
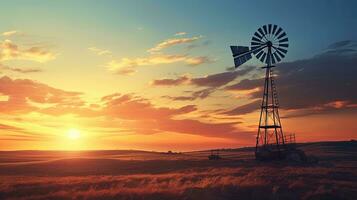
[2,0,357,60]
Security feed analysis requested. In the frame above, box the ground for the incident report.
[0,141,356,200]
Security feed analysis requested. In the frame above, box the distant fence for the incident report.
[283,133,296,144]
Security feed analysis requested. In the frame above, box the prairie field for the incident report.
[0,141,356,200]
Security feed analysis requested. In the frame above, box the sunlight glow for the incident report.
[67,128,81,140]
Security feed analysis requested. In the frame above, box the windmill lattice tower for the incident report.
[230,24,296,160]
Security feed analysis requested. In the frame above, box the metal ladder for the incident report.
[270,69,279,106]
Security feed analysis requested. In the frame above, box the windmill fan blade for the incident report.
[277,32,287,39]
[263,25,268,35]
[254,32,263,40]
[277,47,288,54]
[252,36,263,43]
[279,43,289,48]
[279,38,288,43]
[255,49,264,59]
[260,52,267,63]
[276,48,286,58]
[273,52,281,62]
[272,25,277,35]
[251,41,263,46]
[268,24,272,34]
[275,27,282,37]
[271,54,276,64]
[258,28,265,38]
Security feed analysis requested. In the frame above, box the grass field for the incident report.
[0,141,356,200]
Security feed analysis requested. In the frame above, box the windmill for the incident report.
[230,24,301,160]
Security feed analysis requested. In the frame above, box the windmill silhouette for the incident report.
[230,24,304,160]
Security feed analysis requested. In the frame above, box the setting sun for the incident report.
[67,128,81,140]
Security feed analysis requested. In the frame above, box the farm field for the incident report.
[0,141,356,200]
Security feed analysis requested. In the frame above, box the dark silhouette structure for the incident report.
[208,149,221,160]
[230,24,304,160]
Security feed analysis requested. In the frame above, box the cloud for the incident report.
[162,88,215,101]
[153,67,255,102]
[223,40,357,117]
[0,76,83,114]
[0,76,246,139]
[0,123,49,141]
[152,67,254,87]
[0,64,42,73]
[101,93,197,120]
[101,34,211,75]
[100,93,243,138]
[186,40,212,51]
[0,39,56,63]
[151,75,190,86]
[107,54,210,75]
[148,35,202,53]
[191,68,253,87]
[175,32,187,36]
[185,56,212,66]
[2,30,20,37]
[223,99,260,116]
[88,47,112,56]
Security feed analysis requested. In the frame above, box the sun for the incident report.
[67,128,81,140]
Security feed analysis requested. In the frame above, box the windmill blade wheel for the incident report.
[251,24,288,65]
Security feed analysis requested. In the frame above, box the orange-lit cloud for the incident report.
[0,76,83,114]
[99,93,244,138]
[0,76,246,140]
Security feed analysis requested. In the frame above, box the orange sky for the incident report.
[0,1,356,151]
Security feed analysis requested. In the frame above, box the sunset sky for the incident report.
[0,0,356,151]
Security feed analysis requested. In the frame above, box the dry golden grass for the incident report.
[0,141,356,200]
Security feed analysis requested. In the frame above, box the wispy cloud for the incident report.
[162,88,215,101]
[2,30,21,37]
[95,33,211,75]
[0,39,56,63]
[107,54,210,75]
[88,47,112,56]
[107,61,137,75]
[152,67,254,87]
[151,75,190,86]
[0,64,42,73]
[148,35,202,53]
[175,32,187,36]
